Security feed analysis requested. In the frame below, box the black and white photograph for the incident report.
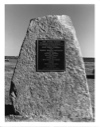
[4,4,95,123]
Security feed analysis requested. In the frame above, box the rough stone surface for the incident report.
[10,15,93,121]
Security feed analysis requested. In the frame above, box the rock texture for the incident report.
[10,15,93,121]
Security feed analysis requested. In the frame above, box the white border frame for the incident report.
[1,0,99,127]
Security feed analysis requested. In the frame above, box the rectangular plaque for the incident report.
[36,39,65,72]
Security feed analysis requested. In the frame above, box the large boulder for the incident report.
[10,15,93,121]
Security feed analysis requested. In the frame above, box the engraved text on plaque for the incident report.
[36,40,65,71]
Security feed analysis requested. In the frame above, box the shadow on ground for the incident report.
[87,75,95,79]
[5,104,19,116]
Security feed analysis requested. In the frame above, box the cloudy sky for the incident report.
[5,4,94,57]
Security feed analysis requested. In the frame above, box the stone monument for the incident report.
[10,15,93,121]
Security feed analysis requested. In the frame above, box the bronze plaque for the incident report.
[36,40,65,72]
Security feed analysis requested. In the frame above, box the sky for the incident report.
[5,4,94,57]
